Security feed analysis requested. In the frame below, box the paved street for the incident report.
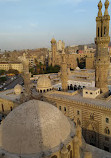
[5,76,23,90]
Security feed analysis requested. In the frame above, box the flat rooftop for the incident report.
[44,91,111,110]
[84,87,100,91]
[0,89,20,102]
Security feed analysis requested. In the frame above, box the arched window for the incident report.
[104,127,110,135]
[10,106,13,111]
[104,27,106,36]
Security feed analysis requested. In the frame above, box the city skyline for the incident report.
[0,0,111,50]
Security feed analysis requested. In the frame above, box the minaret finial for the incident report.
[98,0,102,17]
[104,0,109,16]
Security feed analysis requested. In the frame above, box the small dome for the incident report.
[75,67,80,71]
[51,38,56,43]
[14,84,22,95]
[1,100,75,156]
[37,76,52,92]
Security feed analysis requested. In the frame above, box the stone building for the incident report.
[49,39,95,70]
[0,99,111,158]
[0,62,23,73]
[42,0,111,153]
[95,0,110,93]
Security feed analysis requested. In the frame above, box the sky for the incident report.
[0,0,110,51]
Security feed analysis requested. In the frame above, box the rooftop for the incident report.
[0,89,21,102]
[84,87,100,91]
[44,90,111,110]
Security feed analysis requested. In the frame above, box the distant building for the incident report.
[0,62,23,73]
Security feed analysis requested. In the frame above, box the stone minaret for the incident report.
[95,0,110,93]
[51,38,57,67]
[61,47,68,91]
[22,53,31,96]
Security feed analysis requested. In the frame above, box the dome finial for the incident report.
[98,0,102,17]
[104,0,109,15]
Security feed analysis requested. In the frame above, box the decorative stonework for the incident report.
[95,0,110,93]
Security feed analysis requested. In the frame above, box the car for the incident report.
[3,87,7,90]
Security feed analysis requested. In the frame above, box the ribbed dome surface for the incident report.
[1,100,75,155]
[37,76,52,88]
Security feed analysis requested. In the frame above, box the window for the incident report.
[90,92,93,95]
[64,107,66,112]
[104,27,106,36]
[90,113,94,120]
[104,127,110,135]
[59,106,61,110]
[106,118,109,123]
[77,110,80,115]
[86,92,88,94]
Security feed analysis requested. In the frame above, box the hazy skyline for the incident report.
[0,0,111,50]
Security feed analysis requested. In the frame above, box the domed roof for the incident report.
[14,84,22,95]
[51,38,56,43]
[75,67,80,71]
[37,75,52,89]
[1,100,75,156]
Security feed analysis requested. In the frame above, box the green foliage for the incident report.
[29,68,35,75]
[46,65,60,73]
[7,69,19,75]
[0,77,7,83]
[0,70,6,75]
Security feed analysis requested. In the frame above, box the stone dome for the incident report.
[37,76,52,93]
[14,84,22,95]
[75,67,80,71]
[1,100,75,156]
[51,38,56,43]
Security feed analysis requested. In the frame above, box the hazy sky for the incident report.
[0,0,110,50]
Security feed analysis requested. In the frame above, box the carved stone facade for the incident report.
[43,90,111,152]
[95,0,110,93]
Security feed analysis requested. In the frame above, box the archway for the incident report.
[87,124,97,146]
[70,84,73,90]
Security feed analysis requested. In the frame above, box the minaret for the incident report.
[61,46,68,91]
[22,53,31,96]
[51,38,57,67]
[95,0,110,93]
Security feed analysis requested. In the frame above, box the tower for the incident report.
[22,53,31,96]
[95,0,110,93]
[61,46,68,91]
[51,38,57,67]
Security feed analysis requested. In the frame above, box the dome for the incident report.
[75,67,80,71]
[51,38,56,43]
[14,84,22,95]
[1,100,75,156]
[37,76,52,93]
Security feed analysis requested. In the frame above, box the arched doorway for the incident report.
[87,123,97,146]
[70,84,73,90]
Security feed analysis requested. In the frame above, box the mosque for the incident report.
[0,0,111,158]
